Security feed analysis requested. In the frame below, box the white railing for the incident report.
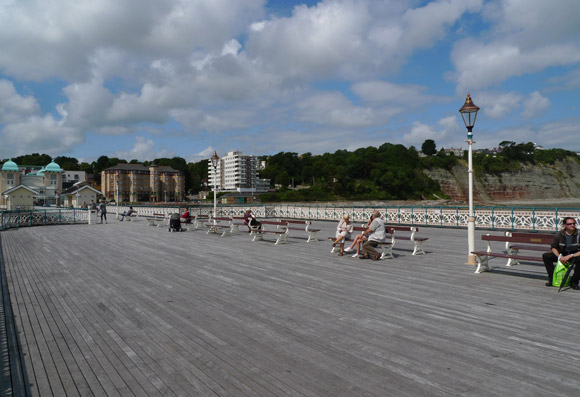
[112,203,578,232]
[6,203,574,232]
[1,208,89,230]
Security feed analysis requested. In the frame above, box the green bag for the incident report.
[553,260,570,288]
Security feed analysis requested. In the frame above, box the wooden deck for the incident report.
[1,219,580,396]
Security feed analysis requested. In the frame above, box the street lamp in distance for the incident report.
[211,151,220,223]
[459,93,480,266]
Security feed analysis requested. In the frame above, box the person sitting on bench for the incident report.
[332,214,353,256]
[119,206,136,221]
[181,208,192,223]
[543,217,580,288]
[244,209,261,232]
[360,210,387,261]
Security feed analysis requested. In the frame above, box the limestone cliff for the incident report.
[423,157,580,202]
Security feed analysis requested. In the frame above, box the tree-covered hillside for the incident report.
[3,141,577,202]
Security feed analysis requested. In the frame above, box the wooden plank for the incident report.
[2,221,580,396]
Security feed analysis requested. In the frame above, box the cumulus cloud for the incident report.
[452,42,580,93]
[0,79,40,124]
[452,0,580,92]
[522,91,550,119]
[0,0,577,160]
[474,91,523,119]
[1,115,83,157]
[351,80,434,104]
[187,146,216,163]
[114,136,173,161]
[400,115,461,148]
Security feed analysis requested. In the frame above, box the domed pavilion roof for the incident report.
[1,159,19,171]
[44,160,62,172]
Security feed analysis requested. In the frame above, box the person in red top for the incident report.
[180,208,192,224]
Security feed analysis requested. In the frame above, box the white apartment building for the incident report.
[207,151,270,193]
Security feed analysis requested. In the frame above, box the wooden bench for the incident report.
[250,220,288,245]
[193,215,210,230]
[386,226,428,255]
[231,216,247,233]
[146,213,166,227]
[329,225,393,259]
[204,217,232,237]
[278,219,321,242]
[471,233,553,274]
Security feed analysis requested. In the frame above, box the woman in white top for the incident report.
[333,214,354,256]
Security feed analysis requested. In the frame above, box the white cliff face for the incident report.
[423,157,580,202]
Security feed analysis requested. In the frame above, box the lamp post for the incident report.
[459,93,480,265]
[75,191,80,208]
[211,151,220,224]
[116,175,120,219]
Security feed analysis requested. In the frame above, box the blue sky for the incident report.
[0,0,579,163]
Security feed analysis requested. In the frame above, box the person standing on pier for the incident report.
[98,200,108,224]
[542,217,580,288]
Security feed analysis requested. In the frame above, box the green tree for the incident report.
[421,139,437,156]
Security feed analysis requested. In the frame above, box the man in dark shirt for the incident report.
[542,217,580,288]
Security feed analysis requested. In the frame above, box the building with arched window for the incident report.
[101,163,185,203]
[1,159,63,208]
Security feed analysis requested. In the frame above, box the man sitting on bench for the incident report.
[360,210,387,261]
[542,217,580,289]
[119,206,137,221]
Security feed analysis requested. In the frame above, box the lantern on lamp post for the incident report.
[459,93,480,265]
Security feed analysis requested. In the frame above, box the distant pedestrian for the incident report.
[98,200,107,224]
[89,200,98,211]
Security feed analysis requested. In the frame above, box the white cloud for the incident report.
[296,92,378,128]
[188,146,215,163]
[0,0,264,81]
[471,119,580,151]
[351,80,434,104]
[452,0,580,92]
[0,115,83,158]
[452,42,580,93]
[114,136,172,161]
[0,0,577,160]
[400,115,461,148]
[474,91,523,119]
[522,91,550,119]
[0,79,40,123]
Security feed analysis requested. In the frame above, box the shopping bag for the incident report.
[553,260,570,288]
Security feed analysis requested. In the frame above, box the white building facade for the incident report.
[207,151,270,193]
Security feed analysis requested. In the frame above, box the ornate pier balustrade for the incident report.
[114,203,580,232]
[0,208,89,231]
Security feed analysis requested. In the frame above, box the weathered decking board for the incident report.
[1,220,580,396]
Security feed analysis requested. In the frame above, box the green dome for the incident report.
[1,159,19,171]
[45,160,62,172]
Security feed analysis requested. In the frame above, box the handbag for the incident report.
[553,260,571,288]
